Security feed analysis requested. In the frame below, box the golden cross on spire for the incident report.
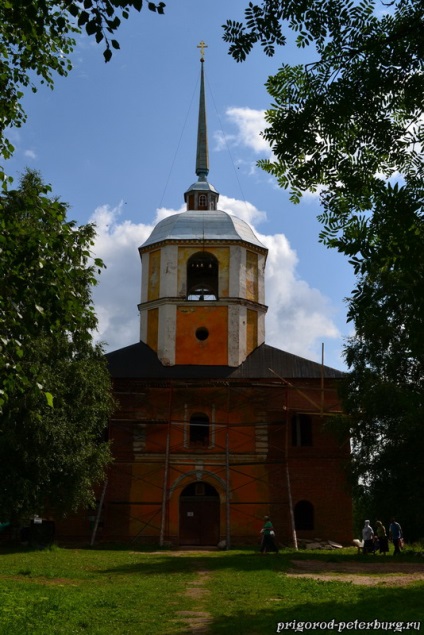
[197,40,208,59]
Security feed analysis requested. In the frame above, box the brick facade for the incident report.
[58,371,352,546]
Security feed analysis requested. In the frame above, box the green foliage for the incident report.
[0,0,165,182]
[1,170,99,405]
[224,1,424,538]
[0,170,113,520]
[0,1,75,183]
[62,0,165,63]
[225,0,423,213]
[0,337,114,520]
[337,184,424,540]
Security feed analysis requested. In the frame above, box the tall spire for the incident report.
[184,42,219,211]
[196,41,209,180]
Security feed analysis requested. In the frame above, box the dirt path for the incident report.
[174,566,212,634]
[287,559,424,586]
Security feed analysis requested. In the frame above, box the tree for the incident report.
[1,170,99,405]
[0,170,114,520]
[223,1,423,211]
[0,0,165,182]
[337,184,424,540]
[0,335,114,521]
[223,1,424,536]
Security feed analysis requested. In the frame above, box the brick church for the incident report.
[60,50,352,547]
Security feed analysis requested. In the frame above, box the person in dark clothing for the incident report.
[261,516,278,554]
[260,516,279,554]
[375,520,389,554]
[389,518,403,554]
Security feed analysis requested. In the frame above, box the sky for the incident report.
[5,0,356,370]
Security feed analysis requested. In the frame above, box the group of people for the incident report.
[258,514,404,555]
[362,518,403,555]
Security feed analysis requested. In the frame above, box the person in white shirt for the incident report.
[362,519,375,554]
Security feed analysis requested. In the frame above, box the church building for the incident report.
[61,48,352,547]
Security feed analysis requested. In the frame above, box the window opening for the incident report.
[291,414,313,446]
[180,482,218,498]
[187,252,218,300]
[190,412,209,447]
[196,327,209,341]
[294,500,314,530]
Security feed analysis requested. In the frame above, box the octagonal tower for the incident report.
[138,54,268,367]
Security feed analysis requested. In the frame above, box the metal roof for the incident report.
[184,178,218,195]
[140,209,267,251]
[106,341,344,380]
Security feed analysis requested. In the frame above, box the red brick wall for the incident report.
[58,378,352,546]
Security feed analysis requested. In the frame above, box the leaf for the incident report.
[86,19,98,36]
[78,10,90,27]
[45,392,54,408]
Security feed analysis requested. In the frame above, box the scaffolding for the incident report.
[89,360,349,548]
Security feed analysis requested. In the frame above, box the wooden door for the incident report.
[179,489,220,546]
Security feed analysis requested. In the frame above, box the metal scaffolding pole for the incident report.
[159,431,170,546]
[90,478,108,547]
[107,378,343,547]
[285,390,298,550]
[225,430,231,550]
[159,384,173,546]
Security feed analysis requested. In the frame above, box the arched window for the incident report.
[294,500,314,530]
[190,413,209,447]
[187,252,218,301]
[198,194,207,209]
[291,414,313,447]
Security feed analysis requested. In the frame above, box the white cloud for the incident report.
[219,194,267,226]
[154,204,185,222]
[24,149,37,160]
[259,231,340,360]
[89,202,154,351]
[90,198,340,363]
[213,107,273,182]
[222,107,272,156]
[218,107,326,201]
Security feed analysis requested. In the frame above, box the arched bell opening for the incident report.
[187,252,218,301]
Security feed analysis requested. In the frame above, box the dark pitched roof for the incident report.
[106,341,344,380]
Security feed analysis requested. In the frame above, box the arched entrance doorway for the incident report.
[179,482,220,546]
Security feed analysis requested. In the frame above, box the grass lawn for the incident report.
[0,545,423,634]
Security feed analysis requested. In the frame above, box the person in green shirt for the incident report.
[260,516,279,554]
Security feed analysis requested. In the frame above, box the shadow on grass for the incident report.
[93,548,424,577]
[97,550,285,576]
[203,584,424,635]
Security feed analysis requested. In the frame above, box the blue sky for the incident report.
[6,0,355,370]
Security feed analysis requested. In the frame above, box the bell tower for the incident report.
[138,45,268,367]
